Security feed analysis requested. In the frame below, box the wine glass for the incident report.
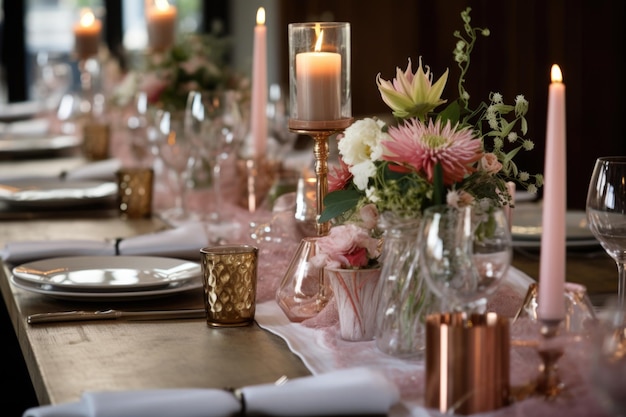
[124,91,156,167]
[33,51,72,119]
[153,109,195,224]
[587,156,626,310]
[419,203,513,313]
[186,90,248,224]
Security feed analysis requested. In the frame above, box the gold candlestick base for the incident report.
[275,118,352,322]
[534,320,565,399]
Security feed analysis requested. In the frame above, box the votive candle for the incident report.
[73,8,101,60]
[537,64,567,322]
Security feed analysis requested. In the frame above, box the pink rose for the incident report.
[312,224,380,269]
[359,204,379,229]
[479,153,502,175]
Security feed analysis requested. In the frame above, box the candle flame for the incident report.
[79,8,95,27]
[155,0,171,11]
[314,30,324,52]
[551,64,563,83]
[256,7,265,25]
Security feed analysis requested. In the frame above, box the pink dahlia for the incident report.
[328,158,353,192]
[383,118,483,185]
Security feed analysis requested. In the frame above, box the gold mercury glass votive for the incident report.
[425,312,510,415]
[116,167,154,219]
[82,122,110,160]
[200,245,258,328]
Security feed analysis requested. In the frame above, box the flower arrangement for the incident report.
[113,32,249,111]
[310,205,382,270]
[321,7,543,224]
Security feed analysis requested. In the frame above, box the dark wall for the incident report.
[279,0,626,210]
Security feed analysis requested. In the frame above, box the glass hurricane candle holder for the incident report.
[288,22,351,131]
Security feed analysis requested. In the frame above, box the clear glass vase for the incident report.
[375,212,436,359]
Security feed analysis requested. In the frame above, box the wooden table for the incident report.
[0,216,312,407]
[0,156,619,413]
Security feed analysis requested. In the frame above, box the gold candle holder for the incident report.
[534,320,565,399]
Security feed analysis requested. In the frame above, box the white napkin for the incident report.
[63,158,122,181]
[22,367,399,417]
[1,222,209,265]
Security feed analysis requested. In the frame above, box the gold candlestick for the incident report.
[289,119,352,235]
[534,320,565,399]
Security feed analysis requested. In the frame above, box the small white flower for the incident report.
[518,171,530,181]
[338,118,388,167]
[527,184,537,194]
[365,187,380,202]
[522,140,534,151]
[491,92,503,104]
[507,132,518,142]
[350,161,377,190]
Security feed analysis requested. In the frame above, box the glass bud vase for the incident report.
[375,212,436,359]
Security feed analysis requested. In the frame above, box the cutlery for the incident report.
[28,308,206,324]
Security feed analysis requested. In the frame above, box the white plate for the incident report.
[0,134,81,157]
[12,256,201,292]
[512,205,595,240]
[11,275,202,302]
[0,178,116,208]
[0,101,41,123]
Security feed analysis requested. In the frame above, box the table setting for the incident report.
[1,3,625,417]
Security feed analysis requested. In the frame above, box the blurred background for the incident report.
[0,0,625,205]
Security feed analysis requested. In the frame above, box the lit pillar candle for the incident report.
[146,0,177,52]
[295,29,341,121]
[538,64,567,322]
[73,8,101,60]
[250,7,268,158]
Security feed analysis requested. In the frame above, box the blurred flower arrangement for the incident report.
[113,32,249,111]
[322,7,543,224]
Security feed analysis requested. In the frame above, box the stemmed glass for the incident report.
[186,90,248,224]
[419,203,513,313]
[124,91,156,167]
[586,156,626,309]
[153,109,195,224]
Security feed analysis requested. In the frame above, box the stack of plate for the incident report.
[11,256,203,301]
[511,205,599,249]
[0,177,117,209]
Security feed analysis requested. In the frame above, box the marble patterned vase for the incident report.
[325,266,382,342]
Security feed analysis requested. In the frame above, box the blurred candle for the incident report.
[295,28,341,121]
[538,64,567,322]
[73,8,101,60]
[250,7,268,157]
[146,0,177,52]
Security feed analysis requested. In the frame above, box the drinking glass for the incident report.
[186,90,248,223]
[124,91,155,167]
[419,203,513,312]
[154,109,194,223]
[587,156,626,310]
[33,51,72,118]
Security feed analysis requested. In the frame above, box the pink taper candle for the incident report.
[538,64,567,322]
[250,7,268,157]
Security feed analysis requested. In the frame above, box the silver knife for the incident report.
[27,308,206,324]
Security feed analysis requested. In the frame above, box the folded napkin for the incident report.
[63,158,122,181]
[23,367,399,417]
[1,222,209,265]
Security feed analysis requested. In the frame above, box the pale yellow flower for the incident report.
[376,57,448,120]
